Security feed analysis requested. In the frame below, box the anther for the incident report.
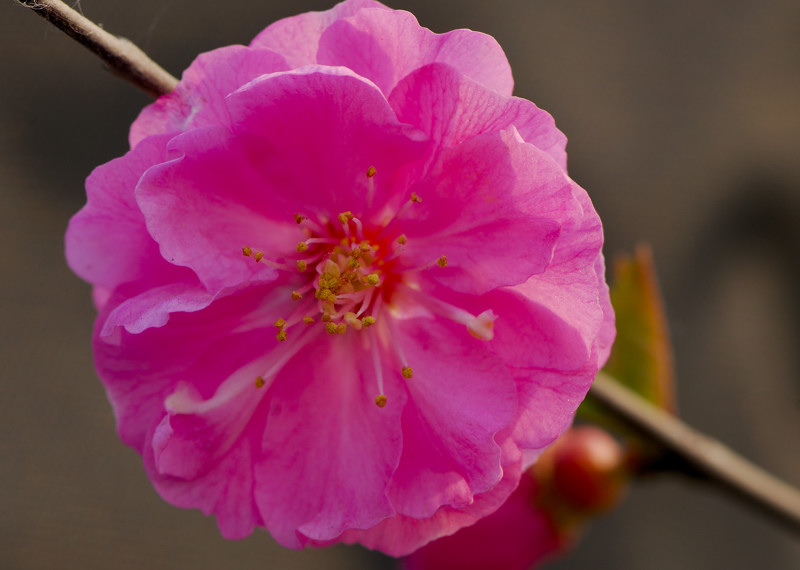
[335,323,347,335]
[367,273,380,286]
[397,234,407,245]
[402,366,413,379]
[359,242,372,252]
[296,242,309,252]
[297,260,308,272]
[255,376,265,388]
[254,251,264,262]
[325,322,337,335]
[242,246,252,257]
[303,316,315,325]
[367,166,377,178]
[291,291,302,301]
[338,211,354,224]
[274,318,286,329]
[294,214,306,224]
[410,192,422,203]
[437,255,448,267]
[362,316,376,328]
[276,330,288,342]
[375,394,387,408]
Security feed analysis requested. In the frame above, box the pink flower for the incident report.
[65,0,614,557]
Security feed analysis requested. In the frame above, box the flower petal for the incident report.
[65,134,189,291]
[318,9,513,96]
[249,0,389,67]
[129,45,290,146]
[386,317,517,519]
[223,66,429,217]
[400,129,570,294]
[253,334,406,548]
[390,63,567,169]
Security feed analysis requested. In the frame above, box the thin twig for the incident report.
[590,371,800,532]
[17,0,177,98]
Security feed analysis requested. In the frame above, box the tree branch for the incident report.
[17,0,178,98]
[590,371,800,532]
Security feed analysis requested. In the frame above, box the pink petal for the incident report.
[129,46,290,146]
[386,317,517,519]
[390,63,567,169]
[249,0,389,67]
[337,444,523,557]
[317,9,513,96]
[253,334,406,548]
[65,134,189,291]
[223,66,428,217]
[135,126,287,294]
[400,129,570,294]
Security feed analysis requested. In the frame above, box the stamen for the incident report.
[291,291,302,301]
[303,316,315,324]
[276,330,288,342]
[362,315,376,328]
[375,394,387,408]
[397,234,407,245]
[437,255,448,267]
[255,376,265,388]
[367,272,380,286]
[296,242,309,253]
[297,260,308,272]
[242,246,253,257]
[254,251,264,263]
[273,318,286,329]
[401,366,413,379]
[338,211,354,224]
[294,213,306,224]
[410,192,422,203]
[367,166,377,178]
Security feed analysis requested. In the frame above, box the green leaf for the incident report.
[601,244,676,411]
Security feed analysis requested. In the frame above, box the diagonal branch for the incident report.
[590,371,800,532]
[17,0,178,98]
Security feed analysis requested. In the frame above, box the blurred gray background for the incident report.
[2,0,799,568]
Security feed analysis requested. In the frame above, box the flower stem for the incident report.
[16,0,178,98]
[590,371,800,532]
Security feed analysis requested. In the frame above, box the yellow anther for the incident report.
[255,376,265,388]
[254,251,264,262]
[321,314,333,322]
[338,211,354,224]
[276,330,288,342]
[296,242,309,252]
[367,166,377,178]
[367,273,380,286]
[437,255,448,267]
[325,322,337,335]
[397,234,407,245]
[242,246,252,257]
[274,318,286,329]
[411,192,422,203]
[348,257,360,269]
[362,316,376,328]
[402,366,413,379]
[294,213,306,224]
[291,291,302,301]
[375,394,387,408]
[359,242,372,252]
[335,323,347,335]
[303,316,315,325]
[297,260,307,272]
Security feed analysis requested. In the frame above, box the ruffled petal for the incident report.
[390,63,566,169]
[253,334,406,548]
[224,66,429,219]
[318,9,513,97]
[65,134,188,291]
[336,440,523,557]
[386,317,517,518]
[400,129,572,295]
[249,0,389,67]
[135,126,288,294]
[129,46,290,146]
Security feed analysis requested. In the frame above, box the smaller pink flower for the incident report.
[65,0,614,556]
